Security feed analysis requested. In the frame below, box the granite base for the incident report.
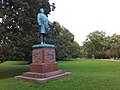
[15,70,71,83]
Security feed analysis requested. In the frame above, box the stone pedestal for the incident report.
[15,44,71,83]
[30,46,58,73]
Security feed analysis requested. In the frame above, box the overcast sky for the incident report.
[48,0,120,45]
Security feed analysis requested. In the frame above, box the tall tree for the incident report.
[83,30,109,59]
[109,34,120,59]
[0,1,81,61]
[0,0,55,61]
[83,31,120,59]
[46,22,81,60]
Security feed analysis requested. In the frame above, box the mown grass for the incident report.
[0,61,29,79]
[0,60,120,90]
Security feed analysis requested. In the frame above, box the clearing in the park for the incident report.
[0,60,120,90]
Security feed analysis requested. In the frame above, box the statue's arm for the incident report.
[37,13,41,26]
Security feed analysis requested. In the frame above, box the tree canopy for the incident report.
[0,0,81,61]
[83,30,120,59]
[46,22,81,60]
[0,0,54,61]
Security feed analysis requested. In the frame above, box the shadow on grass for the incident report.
[0,67,29,79]
[0,61,29,79]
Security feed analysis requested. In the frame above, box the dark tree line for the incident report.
[0,0,81,62]
[0,0,54,61]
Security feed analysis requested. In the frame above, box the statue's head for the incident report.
[40,8,44,13]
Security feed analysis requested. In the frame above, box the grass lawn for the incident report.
[0,60,120,90]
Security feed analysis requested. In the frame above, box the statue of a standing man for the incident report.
[37,8,50,44]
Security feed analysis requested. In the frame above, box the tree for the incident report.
[70,41,81,58]
[46,22,81,60]
[83,30,109,59]
[83,30,120,59]
[0,1,81,61]
[109,34,120,59]
[0,0,55,61]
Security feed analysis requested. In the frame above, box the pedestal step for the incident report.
[15,70,71,83]
[22,70,65,78]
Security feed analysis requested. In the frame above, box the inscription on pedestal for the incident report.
[47,54,54,60]
[45,48,55,62]
[32,48,56,63]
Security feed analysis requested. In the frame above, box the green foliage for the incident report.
[0,0,55,61]
[46,22,81,60]
[83,30,120,59]
[1,60,120,90]
[83,31,108,59]
[109,34,120,59]
[0,1,81,61]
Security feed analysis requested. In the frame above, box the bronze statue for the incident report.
[37,8,51,44]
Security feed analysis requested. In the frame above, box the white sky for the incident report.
[49,0,120,45]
